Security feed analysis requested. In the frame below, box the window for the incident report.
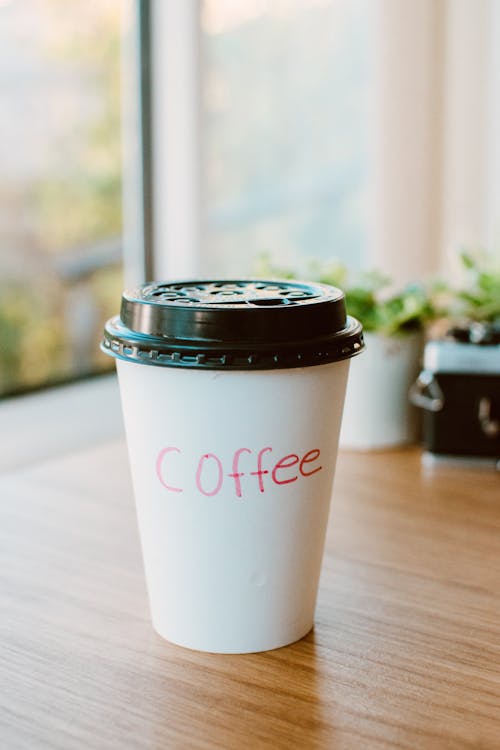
[149,0,371,280]
[149,1,500,285]
[3,1,499,401]
[201,0,372,276]
[0,0,132,397]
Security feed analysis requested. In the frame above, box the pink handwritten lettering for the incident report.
[195,453,224,497]
[155,445,323,499]
[299,449,322,477]
[250,446,272,493]
[156,447,183,493]
[271,453,299,485]
[227,447,252,499]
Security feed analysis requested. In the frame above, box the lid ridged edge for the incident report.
[101,278,365,370]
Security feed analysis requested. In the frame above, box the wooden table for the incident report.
[1,440,499,749]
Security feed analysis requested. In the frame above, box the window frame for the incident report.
[0,0,149,400]
[147,0,202,280]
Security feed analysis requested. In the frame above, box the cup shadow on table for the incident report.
[129,626,337,747]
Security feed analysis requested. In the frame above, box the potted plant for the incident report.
[256,255,435,449]
[433,251,500,326]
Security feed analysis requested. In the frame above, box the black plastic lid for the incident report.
[101,279,364,370]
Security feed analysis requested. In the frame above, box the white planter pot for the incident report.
[339,331,423,450]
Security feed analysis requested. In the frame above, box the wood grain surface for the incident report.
[0,440,499,750]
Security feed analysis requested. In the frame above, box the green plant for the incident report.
[0,280,69,394]
[452,251,500,323]
[256,253,434,336]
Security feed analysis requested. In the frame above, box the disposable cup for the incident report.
[102,279,364,653]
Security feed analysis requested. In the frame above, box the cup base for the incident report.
[151,621,315,654]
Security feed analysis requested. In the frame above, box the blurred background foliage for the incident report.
[256,249,500,337]
[256,253,435,337]
[32,0,122,253]
[0,0,123,396]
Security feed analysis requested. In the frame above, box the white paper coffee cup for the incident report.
[102,279,364,653]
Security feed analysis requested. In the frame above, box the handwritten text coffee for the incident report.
[156,445,323,500]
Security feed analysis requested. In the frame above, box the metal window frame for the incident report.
[121,0,154,285]
[148,0,202,280]
[138,0,154,281]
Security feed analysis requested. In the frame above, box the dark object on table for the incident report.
[410,324,500,459]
